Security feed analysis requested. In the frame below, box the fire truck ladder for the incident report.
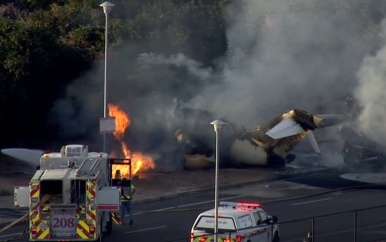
[77,157,102,177]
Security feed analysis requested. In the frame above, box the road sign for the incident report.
[100,117,116,134]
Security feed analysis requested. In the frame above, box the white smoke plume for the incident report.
[137,53,213,81]
[50,0,385,153]
[188,0,380,126]
[355,20,386,145]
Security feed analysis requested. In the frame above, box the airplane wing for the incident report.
[265,118,304,139]
[1,148,43,167]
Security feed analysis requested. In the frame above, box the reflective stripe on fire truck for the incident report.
[76,205,86,219]
[76,204,89,238]
[29,182,39,239]
[80,180,97,239]
[121,194,131,200]
[77,220,91,239]
[35,220,50,239]
[111,211,121,225]
[30,182,39,201]
[29,182,51,240]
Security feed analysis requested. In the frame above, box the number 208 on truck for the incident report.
[13,144,132,241]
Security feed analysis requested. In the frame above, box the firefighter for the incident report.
[303,231,312,242]
[115,170,121,180]
[119,177,135,225]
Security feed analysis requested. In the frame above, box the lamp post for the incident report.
[210,119,226,242]
[100,1,114,152]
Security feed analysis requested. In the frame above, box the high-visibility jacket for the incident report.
[121,183,135,201]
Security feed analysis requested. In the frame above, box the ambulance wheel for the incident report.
[273,232,280,242]
[104,213,113,235]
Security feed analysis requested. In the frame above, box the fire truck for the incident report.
[13,144,132,241]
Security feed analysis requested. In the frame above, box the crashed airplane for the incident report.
[335,96,386,172]
[175,108,345,169]
[338,123,386,172]
[1,107,345,172]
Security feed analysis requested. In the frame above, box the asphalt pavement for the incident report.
[0,168,280,232]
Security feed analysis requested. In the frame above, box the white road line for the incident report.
[292,197,333,206]
[152,195,246,211]
[134,195,246,216]
[124,225,167,234]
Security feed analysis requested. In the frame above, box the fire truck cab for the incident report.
[190,201,280,242]
[14,144,132,241]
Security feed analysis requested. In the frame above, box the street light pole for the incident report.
[210,119,225,242]
[100,1,114,152]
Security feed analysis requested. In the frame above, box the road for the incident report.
[3,168,386,242]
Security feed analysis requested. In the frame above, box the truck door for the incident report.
[253,211,270,242]
[109,158,132,184]
[97,187,120,211]
[14,186,29,207]
[237,214,263,242]
[109,158,133,198]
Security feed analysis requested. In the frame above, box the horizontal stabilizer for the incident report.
[266,118,304,139]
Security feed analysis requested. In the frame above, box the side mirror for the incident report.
[267,215,279,224]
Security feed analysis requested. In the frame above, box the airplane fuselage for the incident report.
[175,108,342,170]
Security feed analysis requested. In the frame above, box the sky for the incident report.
[50,0,386,157]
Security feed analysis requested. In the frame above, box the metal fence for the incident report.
[279,204,386,242]
[173,204,386,242]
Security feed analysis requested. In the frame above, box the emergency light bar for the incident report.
[219,201,261,210]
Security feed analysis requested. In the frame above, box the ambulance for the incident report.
[190,201,280,242]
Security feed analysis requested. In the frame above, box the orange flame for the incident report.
[109,104,130,141]
[108,103,155,177]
